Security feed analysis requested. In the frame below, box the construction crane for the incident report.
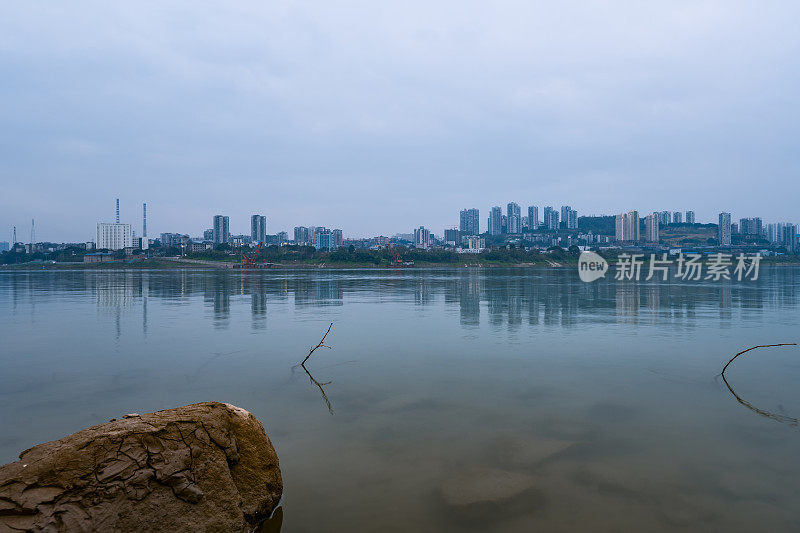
[240,242,263,267]
[388,246,413,267]
[390,248,403,266]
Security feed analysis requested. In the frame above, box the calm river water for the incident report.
[1,267,799,531]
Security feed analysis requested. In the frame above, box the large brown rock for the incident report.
[0,402,282,532]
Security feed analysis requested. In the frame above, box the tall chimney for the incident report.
[143,203,147,237]
[116,198,120,223]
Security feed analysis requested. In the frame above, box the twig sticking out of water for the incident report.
[301,323,333,366]
[720,343,797,377]
[720,343,798,427]
[302,365,333,415]
[292,323,335,414]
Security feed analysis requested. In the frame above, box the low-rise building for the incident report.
[83,252,116,263]
[97,223,132,250]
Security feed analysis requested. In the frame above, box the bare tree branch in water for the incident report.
[301,323,333,365]
[291,323,335,414]
[720,343,798,427]
[301,365,333,415]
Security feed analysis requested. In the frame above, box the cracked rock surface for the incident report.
[0,402,282,532]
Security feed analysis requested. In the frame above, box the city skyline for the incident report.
[9,197,787,244]
[4,197,799,246]
[2,2,800,241]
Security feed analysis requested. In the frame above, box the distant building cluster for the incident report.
[6,197,798,259]
[292,226,343,250]
[615,211,640,243]
[613,209,707,245]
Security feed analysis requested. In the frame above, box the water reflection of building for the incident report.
[457,271,482,327]
[3,267,796,338]
[719,285,732,322]
[293,276,343,307]
[413,278,434,306]
[203,273,232,329]
[616,284,640,324]
[251,292,267,330]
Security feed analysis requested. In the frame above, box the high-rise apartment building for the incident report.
[314,229,336,250]
[507,203,521,234]
[459,208,480,236]
[527,206,538,230]
[739,218,754,235]
[673,211,682,223]
[212,215,230,245]
[332,229,343,246]
[203,229,213,241]
[767,222,795,244]
[658,211,671,226]
[543,207,553,230]
[97,222,132,250]
[784,224,798,252]
[615,211,640,242]
[542,207,559,230]
[718,212,732,246]
[560,206,578,229]
[488,207,503,236]
[250,215,266,244]
[414,226,431,248]
[645,213,660,242]
[685,211,696,224]
[444,228,460,244]
[767,223,781,243]
[294,226,309,244]
[739,217,763,237]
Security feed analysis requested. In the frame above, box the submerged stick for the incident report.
[720,343,797,377]
[720,343,798,427]
[722,373,798,426]
[301,323,333,366]
[294,323,336,415]
[302,365,333,415]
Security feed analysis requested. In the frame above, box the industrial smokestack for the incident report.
[31,219,35,244]
[116,198,120,223]
[13,226,16,245]
[143,203,147,237]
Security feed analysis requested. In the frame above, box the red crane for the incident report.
[390,248,403,266]
[388,246,412,267]
[240,242,263,267]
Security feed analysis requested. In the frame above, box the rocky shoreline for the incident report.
[0,402,282,532]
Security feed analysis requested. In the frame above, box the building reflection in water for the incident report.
[3,267,797,336]
[252,290,267,331]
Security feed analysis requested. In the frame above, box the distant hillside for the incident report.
[577,217,719,244]
[659,223,717,245]
[578,215,615,234]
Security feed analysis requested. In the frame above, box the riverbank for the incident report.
[0,257,571,270]
[3,253,799,270]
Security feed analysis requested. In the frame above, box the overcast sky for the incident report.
[1,1,799,241]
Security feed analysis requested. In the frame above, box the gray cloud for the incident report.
[1,0,798,241]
